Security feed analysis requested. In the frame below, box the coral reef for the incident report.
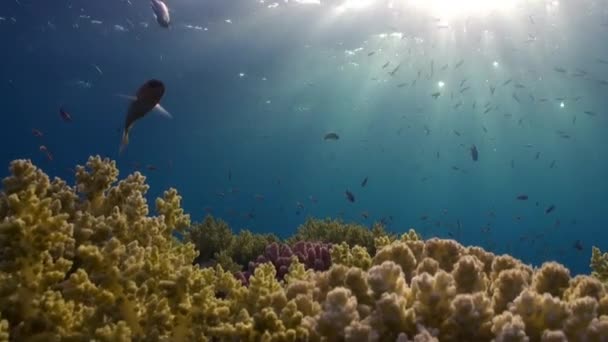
[186,215,278,272]
[288,218,394,255]
[243,241,332,282]
[2,156,608,341]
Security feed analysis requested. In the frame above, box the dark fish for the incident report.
[573,240,583,251]
[345,190,355,203]
[228,169,232,181]
[396,83,407,88]
[470,145,478,161]
[361,177,368,187]
[59,106,73,122]
[119,79,170,153]
[454,59,464,68]
[490,86,496,95]
[431,92,441,99]
[39,145,53,161]
[382,61,390,69]
[554,67,567,73]
[453,130,461,136]
[389,64,401,76]
[584,111,596,116]
[510,160,515,168]
[151,0,170,28]
[549,160,556,168]
[32,128,43,137]
[545,205,555,214]
[502,79,512,86]
[324,132,340,140]
[482,125,487,133]
[367,51,375,56]
[516,194,528,200]
[535,152,540,160]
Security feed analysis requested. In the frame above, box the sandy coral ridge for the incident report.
[1,156,608,341]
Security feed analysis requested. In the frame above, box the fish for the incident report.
[516,194,528,200]
[151,0,170,28]
[481,125,487,133]
[324,132,339,140]
[553,67,567,73]
[489,86,496,95]
[396,83,407,88]
[367,51,375,56]
[502,79,512,86]
[361,177,368,187]
[584,111,596,116]
[573,240,583,251]
[453,130,461,136]
[39,145,53,161]
[59,106,73,122]
[361,211,369,220]
[389,64,401,76]
[597,58,608,64]
[545,205,556,214]
[118,79,171,154]
[431,92,441,99]
[511,160,515,168]
[535,152,540,160]
[549,160,556,168]
[345,190,355,203]
[32,128,43,137]
[382,61,390,69]
[470,145,478,161]
[92,64,103,75]
[454,59,464,69]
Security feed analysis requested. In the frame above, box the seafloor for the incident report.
[1,155,608,342]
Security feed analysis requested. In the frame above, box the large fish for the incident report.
[118,79,171,153]
[151,0,170,28]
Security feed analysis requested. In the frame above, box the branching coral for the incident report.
[186,215,278,272]
[288,218,394,255]
[3,156,608,342]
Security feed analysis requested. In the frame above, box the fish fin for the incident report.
[119,130,129,155]
[153,103,172,119]
[116,94,137,101]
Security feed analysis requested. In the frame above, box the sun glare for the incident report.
[403,0,524,18]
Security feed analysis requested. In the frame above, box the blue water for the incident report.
[1,0,607,275]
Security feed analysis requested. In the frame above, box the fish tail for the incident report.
[119,130,129,154]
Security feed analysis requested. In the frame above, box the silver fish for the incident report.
[151,0,170,28]
[119,79,171,153]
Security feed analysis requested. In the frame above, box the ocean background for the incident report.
[1,0,607,275]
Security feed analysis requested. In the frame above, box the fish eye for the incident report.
[147,80,163,88]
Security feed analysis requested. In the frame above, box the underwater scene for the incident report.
[2,0,608,340]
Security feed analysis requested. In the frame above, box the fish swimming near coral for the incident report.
[59,106,72,122]
[324,132,339,140]
[470,145,478,161]
[345,190,355,203]
[118,79,172,154]
[151,0,170,28]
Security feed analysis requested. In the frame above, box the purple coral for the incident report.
[237,241,332,285]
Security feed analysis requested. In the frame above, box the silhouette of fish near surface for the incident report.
[151,0,170,28]
[119,79,171,153]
